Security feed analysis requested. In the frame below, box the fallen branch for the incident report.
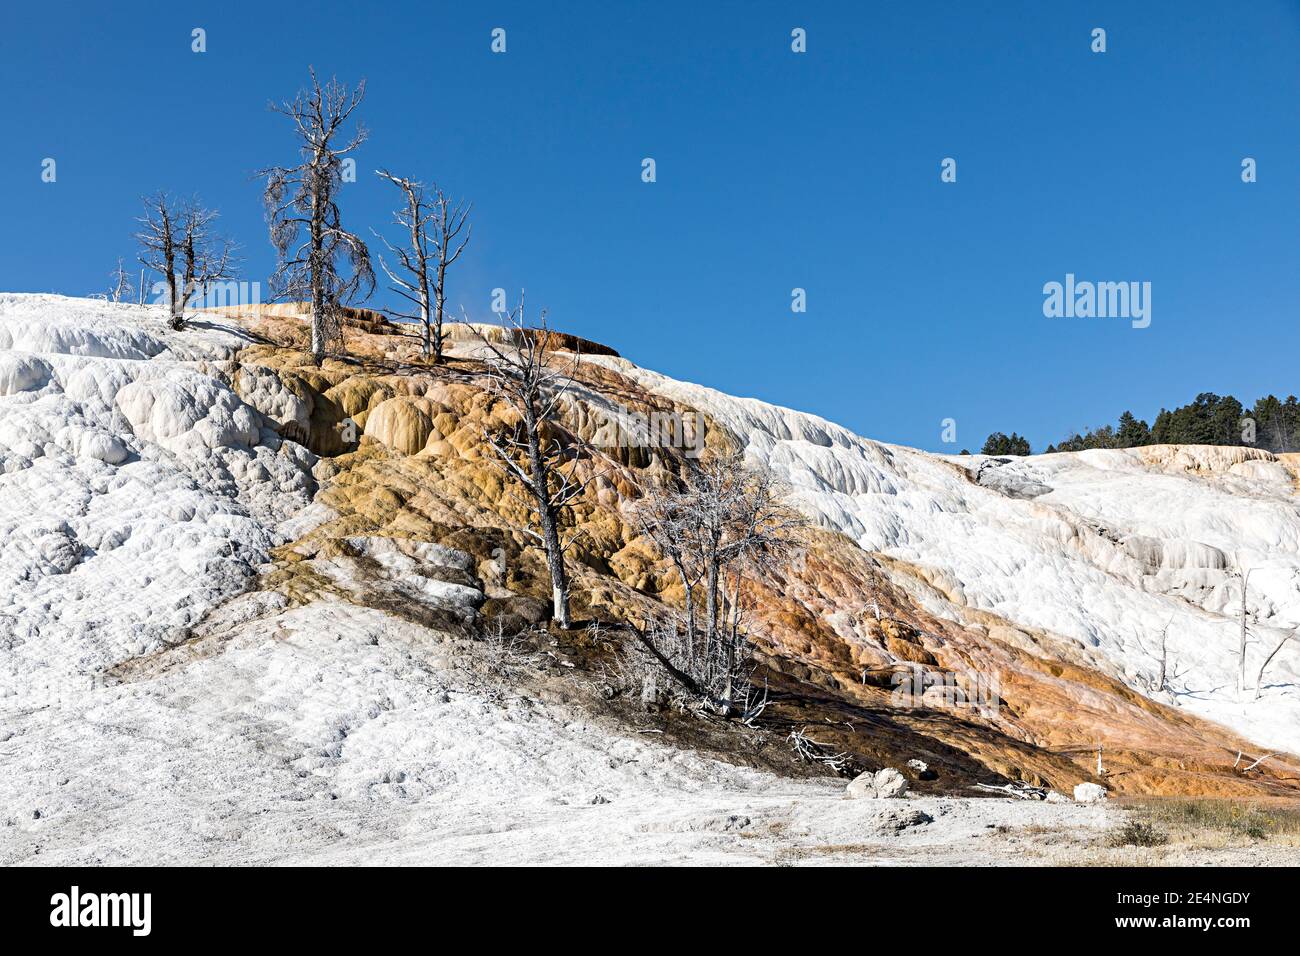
[1254,630,1296,700]
[1241,752,1278,773]
[971,782,1049,800]
[786,727,851,774]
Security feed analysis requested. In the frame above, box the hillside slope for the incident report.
[2,294,1298,863]
[590,357,1300,755]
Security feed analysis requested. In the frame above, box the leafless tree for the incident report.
[136,192,179,321]
[136,193,237,329]
[373,170,470,363]
[1254,629,1296,700]
[1133,616,1186,694]
[1232,564,1253,697]
[633,451,800,714]
[636,480,703,670]
[177,204,237,315]
[261,69,375,363]
[480,297,599,630]
[108,258,134,304]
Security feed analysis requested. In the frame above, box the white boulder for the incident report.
[847,767,909,799]
[1073,782,1108,803]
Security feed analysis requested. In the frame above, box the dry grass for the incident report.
[1127,797,1300,844]
[1108,820,1169,847]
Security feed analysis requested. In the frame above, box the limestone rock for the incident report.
[237,364,312,442]
[906,759,936,780]
[875,807,933,832]
[847,767,910,799]
[1073,782,1108,803]
[365,396,434,455]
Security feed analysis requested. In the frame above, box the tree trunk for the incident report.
[625,622,705,700]
[420,292,431,357]
[310,286,326,362]
[720,568,744,714]
[538,497,570,628]
[526,405,571,629]
[410,200,433,360]
[166,272,182,329]
[309,161,327,365]
[1239,572,1249,696]
[704,558,719,679]
[432,261,448,364]
[670,554,695,668]
[162,237,180,330]
[1255,632,1295,701]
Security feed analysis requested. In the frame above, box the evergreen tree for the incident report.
[1115,411,1150,448]
[981,432,1031,456]
[1251,395,1288,451]
[989,390,1300,457]
[1279,395,1300,452]
[1150,408,1173,445]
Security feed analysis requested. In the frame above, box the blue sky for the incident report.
[2,0,1298,451]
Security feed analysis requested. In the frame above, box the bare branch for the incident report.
[263,69,373,362]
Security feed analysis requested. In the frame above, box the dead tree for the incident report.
[480,297,597,630]
[373,170,432,356]
[1234,565,1253,696]
[716,465,797,709]
[1254,629,1296,700]
[373,171,470,362]
[136,194,237,329]
[108,258,134,303]
[261,69,375,363]
[177,204,237,319]
[136,193,180,325]
[427,186,471,363]
[633,451,799,713]
[636,480,704,670]
[1133,616,1186,694]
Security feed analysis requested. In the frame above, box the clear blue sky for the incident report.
[2,1,1298,451]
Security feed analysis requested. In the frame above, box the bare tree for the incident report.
[1234,565,1253,696]
[480,297,598,629]
[177,203,237,319]
[373,170,470,363]
[261,69,375,363]
[636,480,703,671]
[633,451,799,714]
[1254,629,1296,700]
[1133,616,1186,694]
[136,194,237,329]
[108,258,134,304]
[716,464,799,709]
[136,192,180,325]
